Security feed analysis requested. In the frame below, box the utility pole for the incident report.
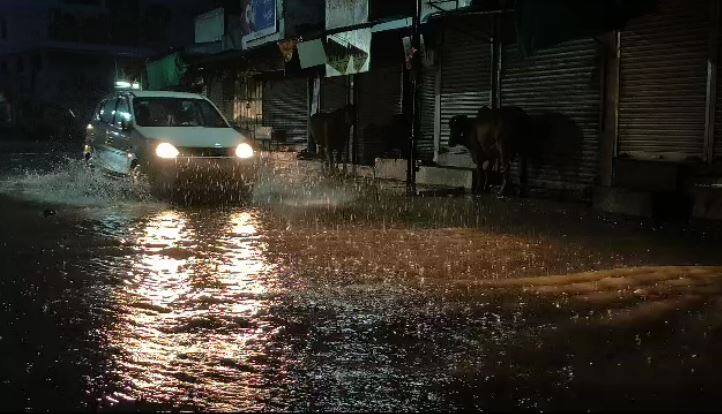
[407,0,421,196]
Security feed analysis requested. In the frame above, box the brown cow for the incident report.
[309,105,355,173]
[449,106,532,195]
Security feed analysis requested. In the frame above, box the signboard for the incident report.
[298,39,326,69]
[325,28,371,77]
[241,0,277,41]
[326,0,368,30]
[195,8,224,43]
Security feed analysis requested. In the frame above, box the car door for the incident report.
[96,97,128,174]
[85,100,104,156]
[90,98,116,171]
[106,96,135,174]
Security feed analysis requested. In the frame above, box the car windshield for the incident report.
[132,97,228,128]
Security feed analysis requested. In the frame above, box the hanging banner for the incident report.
[298,39,327,69]
[241,0,277,41]
[325,28,371,77]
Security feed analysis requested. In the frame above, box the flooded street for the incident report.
[2,143,722,411]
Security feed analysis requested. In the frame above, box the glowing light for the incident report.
[235,142,254,159]
[155,142,179,159]
[86,123,93,130]
[115,81,132,89]
[131,82,141,90]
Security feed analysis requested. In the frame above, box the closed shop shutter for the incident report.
[357,65,403,164]
[714,6,722,162]
[206,75,224,115]
[220,76,235,123]
[418,66,436,162]
[262,77,308,145]
[618,0,709,162]
[439,22,492,148]
[502,38,601,191]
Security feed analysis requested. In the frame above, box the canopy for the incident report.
[515,0,657,56]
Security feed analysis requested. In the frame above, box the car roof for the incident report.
[126,90,208,99]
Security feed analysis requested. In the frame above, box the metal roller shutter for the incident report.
[357,65,403,164]
[618,0,709,162]
[262,77,308,145]
[502,39,601,191]
[715,6,722,162]
[206,75,225,115]
[418,66,436,162]
[439,22,492,148]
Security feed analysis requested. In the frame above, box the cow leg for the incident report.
[472,165,481,195]
[498,156,511,196]
[333,149,339,174]
[519,153,528,197]
[481,160,491,193]
[341,145,348,175]
[326,147,333,175]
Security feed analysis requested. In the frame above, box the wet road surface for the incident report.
[1,143,722,411]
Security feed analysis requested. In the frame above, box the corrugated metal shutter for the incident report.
[502,39,601,191]
[618,0,709,162]
[715,6,722,162]
[717,71,722,161]
[418,66,436,161]
[262,77,308,145]
[321,76,348,112]
[220,76,235,123]
[357,65,403,164]
[206,75,224,114]
[440,23,492,148]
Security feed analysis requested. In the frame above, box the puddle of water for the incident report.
[88,210,289,411]
[2,150,722,411]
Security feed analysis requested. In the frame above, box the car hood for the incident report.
[135,126,248,148]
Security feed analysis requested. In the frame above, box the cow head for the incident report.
[448,115,469,148]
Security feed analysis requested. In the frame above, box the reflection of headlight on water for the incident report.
[102,210,277,407]
[155,142,179,159]
[235,143,254,159]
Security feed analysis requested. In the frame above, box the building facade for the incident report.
[169,0,722,219]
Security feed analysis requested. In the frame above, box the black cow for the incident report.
[309,105,355,172]
[449,106,533,195]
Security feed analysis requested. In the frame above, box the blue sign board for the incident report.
[244,0,277,41]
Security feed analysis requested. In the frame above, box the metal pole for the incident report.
[407,0,421,195]
[704,0,720,163]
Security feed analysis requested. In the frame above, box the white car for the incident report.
[83,90,256,195]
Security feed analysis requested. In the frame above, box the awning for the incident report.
[515,0,657,56]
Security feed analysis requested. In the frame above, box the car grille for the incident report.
[180,147,234,157]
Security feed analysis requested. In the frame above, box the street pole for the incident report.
[407,0,421,196]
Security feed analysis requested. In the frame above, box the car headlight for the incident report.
[235,142,254,159]
[155,142,179,159]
